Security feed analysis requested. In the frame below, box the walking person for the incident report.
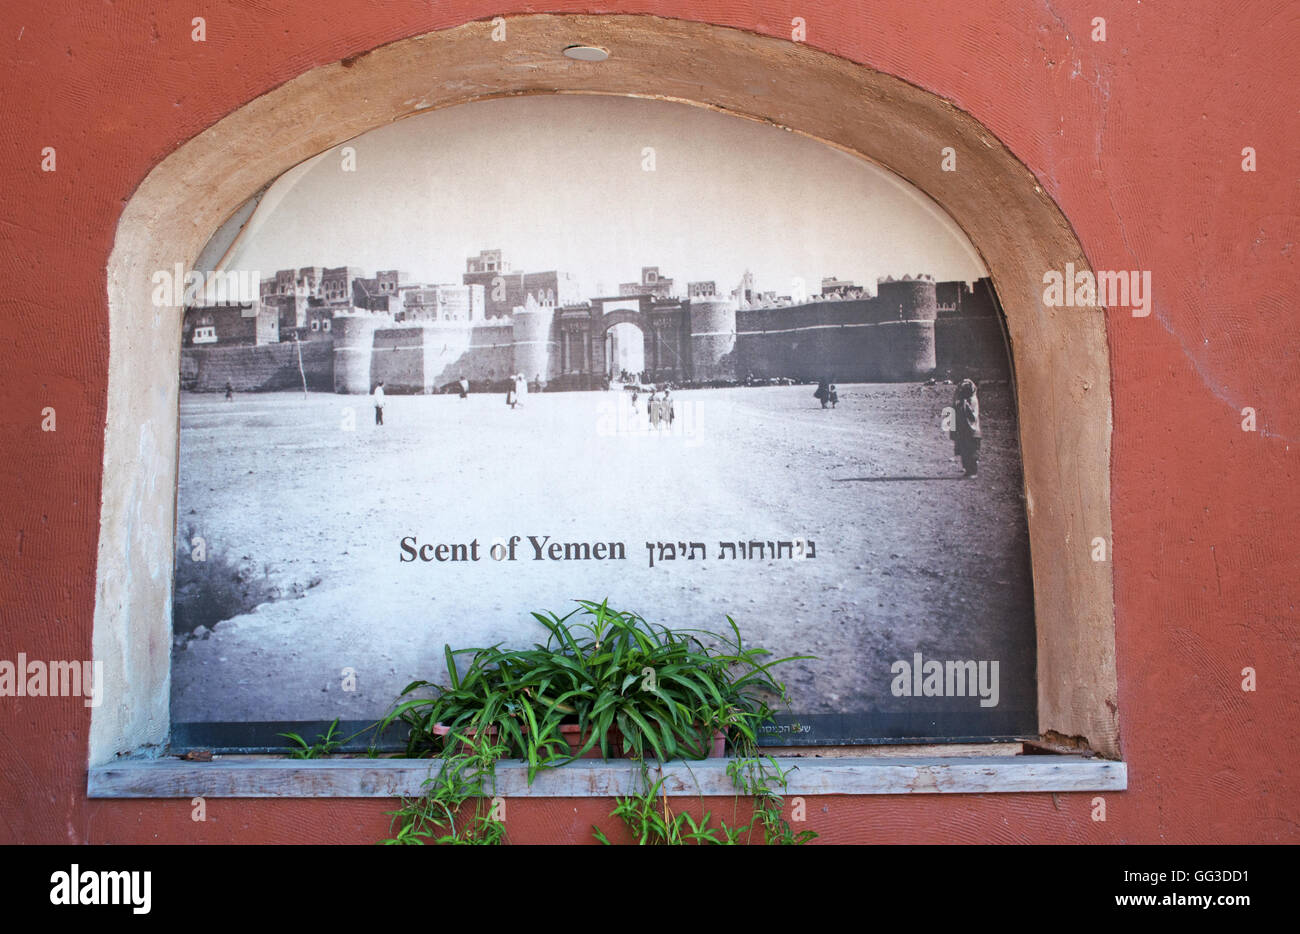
[514,373,528,408]
[814,378,831,409]
[224,379,233,401]
[951,378,981,477]
[458,377,468,399]
[373,380,386,426]
[828,383,839,409]
[371,379,384,429]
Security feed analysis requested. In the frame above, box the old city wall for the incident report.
[425,321,517,389]
[688,298,737,381]
[207,286,1009,394]
[511,306,558,385]
[734,282,939,382]
[934,315,1011,380]
[332,314,384,393]
[371,326,435,392]
[934,281,1013,380]
[181,339,334,392]
[369,321,517,392]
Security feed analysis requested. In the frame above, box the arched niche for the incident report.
[94,13,1117,765]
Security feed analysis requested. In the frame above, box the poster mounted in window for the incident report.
[171,94,1036,747]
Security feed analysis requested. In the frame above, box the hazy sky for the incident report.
[221,95,986,298]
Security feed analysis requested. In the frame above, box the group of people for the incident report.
[505,373,529,409]
[372,373,526,424]
[373,369,982,477]
[630,387,675,427]
[813,380,839,409]
[813,375,983,477]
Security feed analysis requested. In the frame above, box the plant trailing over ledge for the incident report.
[372,599,815,844]
[383,728,507,845]
[592,756,817,845]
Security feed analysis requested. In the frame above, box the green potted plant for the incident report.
[376,599,813,844]
[380,599,807,767]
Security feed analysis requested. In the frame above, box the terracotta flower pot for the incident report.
[621,727,727,760]
[430,721,498,756]
[432,722,725,759]
[432,721,617,759]
[558,723,616,759]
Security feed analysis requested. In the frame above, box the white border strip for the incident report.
[736,319,929,336]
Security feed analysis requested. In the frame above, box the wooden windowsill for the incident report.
[88,753,1126,798]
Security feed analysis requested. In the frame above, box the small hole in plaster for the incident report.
[563,45,609,62]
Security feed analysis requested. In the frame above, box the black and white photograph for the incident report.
[171,94,1036,745]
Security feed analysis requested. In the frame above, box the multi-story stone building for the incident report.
[352,270,405,311]
[731,269,756,306]
[320,266,362,302]
[397,283,486,322]
[821,276,861,297]
[619,266,675,299]
[182,303,259,347]
[462,248,581,319]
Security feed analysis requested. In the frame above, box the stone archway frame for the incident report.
[596,307,665,375]
[95,13,1117,765]
[599,314,650,375]
[599,309,650,333]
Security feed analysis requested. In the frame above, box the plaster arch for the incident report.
[95,13,1117,764]
[600,310,646,333]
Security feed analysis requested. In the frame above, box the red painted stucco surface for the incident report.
[0,0,1295,844]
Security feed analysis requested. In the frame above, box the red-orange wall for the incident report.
[1,0,1295,844]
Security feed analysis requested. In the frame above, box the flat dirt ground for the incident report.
[172,382,1036,731]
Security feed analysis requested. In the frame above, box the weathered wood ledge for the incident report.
[89,755,1127,798]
